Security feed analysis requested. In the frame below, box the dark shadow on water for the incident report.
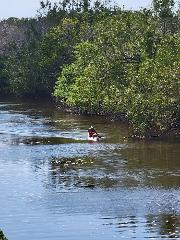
[0,135,89,146]
[22,136,85,145]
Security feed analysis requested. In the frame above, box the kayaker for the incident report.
[88,126,98,138]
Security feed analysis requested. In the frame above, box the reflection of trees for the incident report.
[116,215,138,233]
[159,214,179,237]
[104,214,180,238]
[121,142,180,169]
[146,214,180,238]
[120,142,180,188]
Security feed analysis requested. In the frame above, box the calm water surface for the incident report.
[0,100,179,240]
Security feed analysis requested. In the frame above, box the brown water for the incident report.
[0,100,179,239]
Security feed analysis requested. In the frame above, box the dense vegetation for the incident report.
[0,0,179,137]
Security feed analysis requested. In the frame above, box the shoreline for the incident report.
[0,96,179,140]
[55,100,180,141]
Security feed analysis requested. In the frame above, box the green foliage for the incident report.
[0,230,8,240]
[0,57,9,95]
[153,0,175,18]
[38,17,81,93]
[6,41,44,97]
[54,6,180,136]
[54,11,156,115]
[124,35,180,136]
[152,0,179,35]
[54,37,125,114]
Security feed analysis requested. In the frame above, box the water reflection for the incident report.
[101,214,180,239]
[120,142,180,188]
[146,214,180,238]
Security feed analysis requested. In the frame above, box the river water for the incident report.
[0,100,179,240]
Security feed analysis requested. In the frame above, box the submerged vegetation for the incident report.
[0,0,179,137]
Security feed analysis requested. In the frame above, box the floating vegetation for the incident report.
[50,156,94,170]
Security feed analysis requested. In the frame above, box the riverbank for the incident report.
[55,100,180,140]
[0,96,179,140]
